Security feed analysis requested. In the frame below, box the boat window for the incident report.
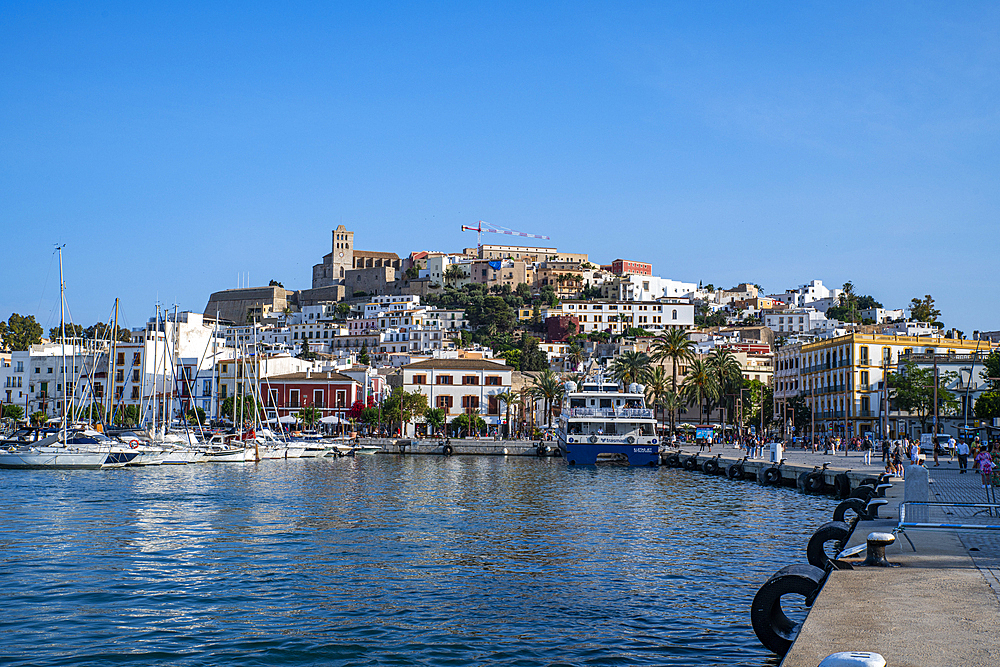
[600,398,612,408]
[641,423,654,436]
[570,398,585,408]
[604,423,617,434]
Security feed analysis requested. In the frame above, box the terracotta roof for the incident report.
[402,359,512,371]
[354,250,400,259]
[265,371,358,383]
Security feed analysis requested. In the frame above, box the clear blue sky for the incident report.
[2,2,998,335]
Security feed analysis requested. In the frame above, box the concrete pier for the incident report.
[779,459,1000,666]
[359,437,547,456]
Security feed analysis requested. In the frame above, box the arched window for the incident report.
[672,309,677,320]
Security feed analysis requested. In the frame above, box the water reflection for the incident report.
[0,456,832,667]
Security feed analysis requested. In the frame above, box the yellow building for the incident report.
[797,333,995,439]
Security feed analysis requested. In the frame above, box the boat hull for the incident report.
[558,436,659,466]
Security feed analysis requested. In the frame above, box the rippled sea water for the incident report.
[0,455,834,666]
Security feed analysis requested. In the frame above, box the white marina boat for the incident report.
[0,428,139,469]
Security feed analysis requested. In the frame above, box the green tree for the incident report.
[30,411,48,426]
[518,335,548,371]
[500,348,522,369]
[335,303,351,319]
[495,389,518,438]
[531,369,565,429]
[643,365,670,434]
[649,329,695,434]
[221,395,259,423]
[981,351,1000,391]
[609,350,650,386]
[707,348,743,426]
[358,342,370,365]
[888,362,958,431]
[567,343,584,371]
[908,295,942,326]
[2,404,24,422]
[444,264,465,286]
[681,358,719,424]
[48,323,85,342]
[451,412,487,437]
[83,321,132,343]
[381,388,428,436]
[298,405,321,427]
[184,406,206,426]
[423,407,446,436]
[113,404,142,427]
[974,391,1000,421]
[2,314,43,351]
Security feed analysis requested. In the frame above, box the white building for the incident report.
[770,280,843,310]
[602,275,698,302]
[880,321,943,337]
[764,308,842,336]
[401,358,513,436]
[861,308,905,324]
[543,299,694,334]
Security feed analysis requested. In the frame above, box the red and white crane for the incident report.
[460,220,550,247]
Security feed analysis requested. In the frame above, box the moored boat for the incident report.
[556,378,660,466]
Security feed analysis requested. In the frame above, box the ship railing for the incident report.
[562,408,653,419]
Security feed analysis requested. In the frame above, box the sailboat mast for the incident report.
[108,298,119,425]
[57,244,67,441]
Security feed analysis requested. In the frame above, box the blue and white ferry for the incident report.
[556,378,660,466]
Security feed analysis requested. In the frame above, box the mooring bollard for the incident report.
[864,498,889,519]
[874,483,892,498]
[863,532,896,567]
[817,651,886,667]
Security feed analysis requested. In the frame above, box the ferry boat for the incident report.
[556,378,659,466]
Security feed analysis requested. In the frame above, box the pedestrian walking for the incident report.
[862,437,872,466]
[892,444,904,479]
[956,439,970,473]
[881,438,890,464]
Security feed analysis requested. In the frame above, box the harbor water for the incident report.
[0,455,834,666]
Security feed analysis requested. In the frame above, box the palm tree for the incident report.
[444,264,465,287]
[609,350,650,386]
[643,365,670,434]
[681,358,719,425]
[423,407,446,437]
[531,369,565,429]
[567,343,584,371]
[495,389,518,438]
[649,329,695,433]
[707,348,743,427]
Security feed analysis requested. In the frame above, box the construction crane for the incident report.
[460,220,550,247]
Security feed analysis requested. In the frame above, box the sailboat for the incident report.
[0,247,138,469]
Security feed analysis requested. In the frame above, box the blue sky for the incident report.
[1,2,998,334]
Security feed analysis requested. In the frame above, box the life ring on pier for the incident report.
[702,458,719,475]
[750,564,826,656]
[804,472,826,494]
[832,497,867,524]
[806,520,851,570]
[442,444,454,456]
[588,435,598,444]
[727,463,744,480]
[833,473,851,499]
[683,455,698,471]
[761,467,782,485]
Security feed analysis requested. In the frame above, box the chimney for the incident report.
[306,369,311,378]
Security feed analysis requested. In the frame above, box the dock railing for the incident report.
[898,501,1000,530]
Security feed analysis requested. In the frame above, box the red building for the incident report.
[263,370,361,420]
[611,259,652,276]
